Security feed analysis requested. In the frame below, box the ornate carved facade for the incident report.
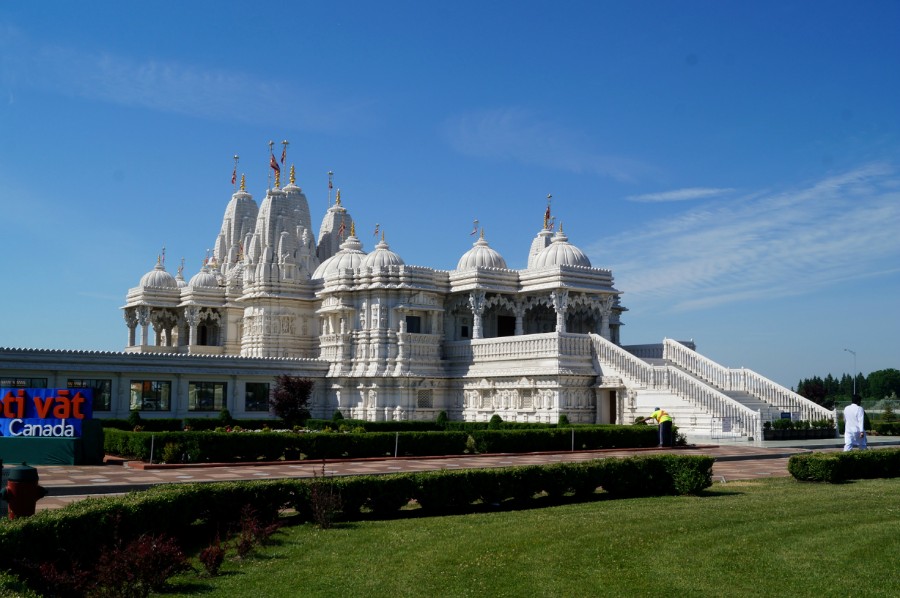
[120,163,626,423]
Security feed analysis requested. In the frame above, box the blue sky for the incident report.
[1,1,898,389]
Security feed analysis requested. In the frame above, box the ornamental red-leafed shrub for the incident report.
[270,375,313,427]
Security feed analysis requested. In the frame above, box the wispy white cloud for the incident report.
[590,163,900,313]
[0,26,370,132]
[627,187,735,202]
[442,107,652,182]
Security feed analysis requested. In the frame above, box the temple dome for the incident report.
[312,232,366,279]
[531,228,591,268]
[456,233,507,270]
[188,264,220,288]
[362,237,404,270]
[139,261,178,288]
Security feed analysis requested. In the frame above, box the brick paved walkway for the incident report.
[19,442,846,512]
[4,436,891,512]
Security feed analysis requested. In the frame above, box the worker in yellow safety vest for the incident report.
[645,407,674,447]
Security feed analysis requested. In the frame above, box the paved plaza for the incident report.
[21,436,898,512]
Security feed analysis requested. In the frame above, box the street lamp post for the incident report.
[844,348,857,395]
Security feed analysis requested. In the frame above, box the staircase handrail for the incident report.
[663,338,834,422]
[591,335,762,438]
[589,334,666,388]
[665,366,762,440]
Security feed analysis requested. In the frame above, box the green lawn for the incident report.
[163,477,900,597]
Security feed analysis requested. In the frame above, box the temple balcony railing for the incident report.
[398,333,443,361]
[662,338,834,423]
[443,332,593,365]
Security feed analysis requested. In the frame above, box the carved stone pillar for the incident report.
[600,296,613,340]
[469,290,486,339]
[184,306,200,346]
[124,309,137,347]
[136,306,151,346]
[551,290,568,333]
[513,300,526,336]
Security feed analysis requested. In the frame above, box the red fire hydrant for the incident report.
[1,464,47,519]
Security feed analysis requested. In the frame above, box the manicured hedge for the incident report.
[103,418,582,433]
[0,454,713,569]
[101,418,277,432]
[103,425,657,463]
[787,448,900,483]
[104,429,472,462]
[304,419,577,432]
[471,426,656,453]
[874,422,899,435]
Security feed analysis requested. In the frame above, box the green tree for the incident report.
[798,376,827,406]
[867,369,900,400]
[270,375,313,427]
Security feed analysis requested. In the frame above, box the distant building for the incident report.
[0,162,832,439]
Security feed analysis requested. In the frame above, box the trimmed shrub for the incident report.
[0,453,713,596]
[788,448,900,483]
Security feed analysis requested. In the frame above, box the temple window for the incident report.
[1,377,48,388]
[68,378,112,411]
[406,315,422,334]
[130,380,172,411]
[245,382,270,412]
[417,389,433,408]
[188,381,227,411]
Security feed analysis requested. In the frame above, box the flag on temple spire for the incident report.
[280,140,288,165]
[269,153,280,174]
[231,154,239,186]
[373,223,380,237]
[544,193,552,229]
[470,219,479,235]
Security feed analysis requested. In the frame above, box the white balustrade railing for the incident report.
[591,334,666,388]
[663,338,833,423]
[443,332,592,363]
[591,334,762,439]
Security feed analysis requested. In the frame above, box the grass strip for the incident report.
[163,477,900,597]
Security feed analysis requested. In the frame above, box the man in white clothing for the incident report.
[843,394,867,451]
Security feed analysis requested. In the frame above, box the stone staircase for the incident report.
[603,337,833,441]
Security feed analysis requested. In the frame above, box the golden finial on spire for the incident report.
[335,188,342,205]
[290,164,296,185]
[240,174,246,191]
[480,228,485,240]
[381,231,385,242]
[350,221,356,237]
[559,221,564,233]
[178,257,185,277]
[274,169,281,189]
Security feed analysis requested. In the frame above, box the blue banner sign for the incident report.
[0,388,94,438]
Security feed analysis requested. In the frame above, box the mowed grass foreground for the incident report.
[161,477,899,597]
